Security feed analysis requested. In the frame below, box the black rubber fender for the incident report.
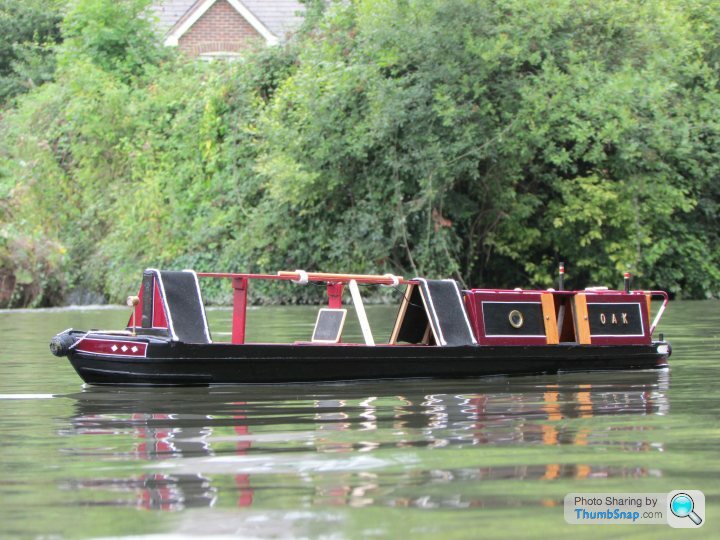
[50,333,76,357]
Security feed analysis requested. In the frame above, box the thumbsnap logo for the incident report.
[668,490,704,528]
[564,491,705,526]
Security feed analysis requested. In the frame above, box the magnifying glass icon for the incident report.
[670,493,702,525]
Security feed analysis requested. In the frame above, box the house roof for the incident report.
[152,0,305,44]
[243,0,305,39]
[153,1,197,33]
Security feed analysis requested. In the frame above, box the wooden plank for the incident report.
[199,271,415,285]
[572,293,591,344]
[421,324,432,345]
[389,284,414,344]
[645,293,652,328]
[349,279,375,346]
[278,271,405,285]
[541,292,559,344]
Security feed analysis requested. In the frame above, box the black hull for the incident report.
[65,339,670,386]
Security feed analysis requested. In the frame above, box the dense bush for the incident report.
[252,0,720,296]
[0,0,64,105]
[1,0,719,306]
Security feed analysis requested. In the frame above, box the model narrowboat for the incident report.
[50,268,671,386]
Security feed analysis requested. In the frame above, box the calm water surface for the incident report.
[0,302,718,539]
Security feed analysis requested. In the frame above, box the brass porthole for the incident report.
[508,309,524,329]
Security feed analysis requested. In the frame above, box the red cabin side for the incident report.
[465,289,652,346]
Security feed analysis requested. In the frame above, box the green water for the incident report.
[0,302,718,539]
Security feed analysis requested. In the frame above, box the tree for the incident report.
[0,0,64,104]
[2,0,719,305]
[58,0,167,81]
[251,0,720,295]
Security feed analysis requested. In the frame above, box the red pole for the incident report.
[326,283,344,309]
[231,277,248,344]
[327,283,344,343]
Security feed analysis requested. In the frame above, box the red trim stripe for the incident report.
[75,338,148,358]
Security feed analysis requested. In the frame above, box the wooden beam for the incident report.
[348,279,375,346]
[278,270,406,285]
[389,284,414,344]
[541,292,559,345]
[572,293,591,344]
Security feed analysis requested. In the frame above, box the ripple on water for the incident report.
[0,302,719,538]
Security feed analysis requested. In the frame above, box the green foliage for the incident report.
[0,0,64,104]
[1,0,719,306]
[251,0,720,296]
[0,25,299,305]
[58,0,167,81]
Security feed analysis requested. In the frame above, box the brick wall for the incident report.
[178,0,264,56]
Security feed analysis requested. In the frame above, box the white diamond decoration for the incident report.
[121,345,128,352]
[111,345,118,352]
[131,346,138,353]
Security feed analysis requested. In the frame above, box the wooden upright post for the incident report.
[232,277,248,344]
[541,292,559,344]
[573,293,591,344]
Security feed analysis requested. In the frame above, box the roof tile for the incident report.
[152,0,305,39]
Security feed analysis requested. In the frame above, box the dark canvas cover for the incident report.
[157,270,211,344]
[418,279,476,346]
[141,272,154,328]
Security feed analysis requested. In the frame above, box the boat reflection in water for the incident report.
[60,370,669,511]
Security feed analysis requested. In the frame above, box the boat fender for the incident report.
[49,332,76,357]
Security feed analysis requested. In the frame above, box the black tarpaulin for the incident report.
[392,279,476,346]
[155,270,212,344]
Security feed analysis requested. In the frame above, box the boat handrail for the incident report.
[468,288,575,294]
[195,270,418,345]
[197,271,416,286]
[572,288,669,334]
[641,290,669,335]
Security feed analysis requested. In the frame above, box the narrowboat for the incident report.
[49,268,671,386]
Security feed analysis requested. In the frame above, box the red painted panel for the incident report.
[152,280,169,329]
[326,283,344,343]
[467,291,547,345]
[463,294,479,342]
[75,338,148,357]
[583,293,651,345]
